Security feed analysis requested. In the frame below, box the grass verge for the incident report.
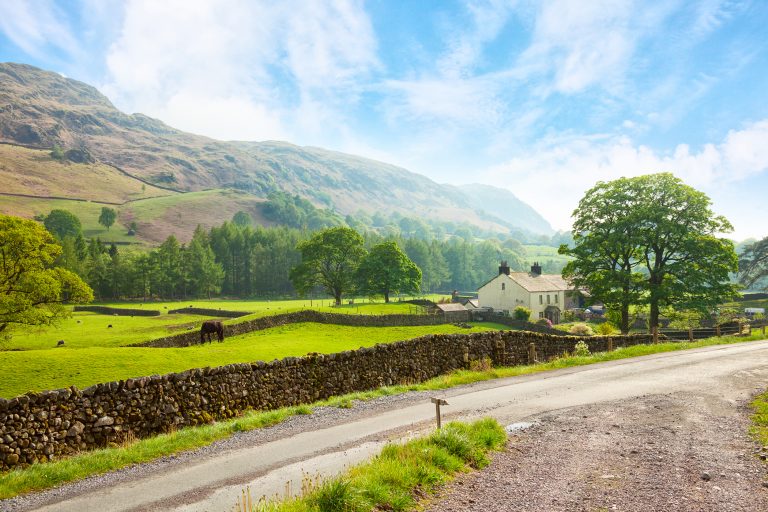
[239,418,506,512]
[750,389,768,451]
[1,333,764,500]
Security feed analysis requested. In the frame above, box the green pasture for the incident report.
[522,244,571,266]
[0,322,497,398]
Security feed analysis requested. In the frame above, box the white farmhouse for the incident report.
[477,261,575,324]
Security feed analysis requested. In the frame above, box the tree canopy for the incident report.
[355,241,421,302]
[290,227,366,305]
[739,236,768,290]
[0,214,93,333]
[44,209,82,240]
[561,173,738,331]
[98,207,117,230]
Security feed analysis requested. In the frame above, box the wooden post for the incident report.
[762,323,765,337]
[607,337,614,352]
[716,324,721,337]
[738,321,743,336]
[652,326,659,344]
[528,343,537,364]
[688,328,693,342]
[431,397,448,429]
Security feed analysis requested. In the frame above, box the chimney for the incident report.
[531,262,542,276]
[498,260,510,276]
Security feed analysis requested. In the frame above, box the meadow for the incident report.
[0,297,490,398]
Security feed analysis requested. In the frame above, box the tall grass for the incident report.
[241,418,506,512]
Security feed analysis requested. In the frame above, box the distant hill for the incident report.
[452,183,553,235]
[0,62,550,241]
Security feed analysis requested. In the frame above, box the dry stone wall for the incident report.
[73,306,161,317]
[0,330,654,471]
[138,310,451,347]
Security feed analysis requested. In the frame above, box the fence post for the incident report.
[607,337,614,352]
[738,321,743,336]
[528,343,537,364]
[688,327,693,342]
[652,326,659,344]
[463,346,470,368]
[716,324,721,337]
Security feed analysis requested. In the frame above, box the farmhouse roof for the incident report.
[478,271,571,292]
[436,303,467,312]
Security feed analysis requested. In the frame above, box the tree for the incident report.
[562,173,738,332]
[290,227,366,305]
[739,236,768,290]
[44,209,82,240]
[232,210,252,227]
[98,207,117,230]
[0,214,93,332]
[560,177,646,333]
[356,241,421,302]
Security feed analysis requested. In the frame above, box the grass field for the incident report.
[522,244,571,270]
[0,321,496,398]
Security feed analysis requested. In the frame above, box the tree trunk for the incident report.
[620,305,630,334]
[649,300,660,331]
[384,291,390,303]
[334,292,342,306]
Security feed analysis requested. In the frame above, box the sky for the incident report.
[1,0,767,240]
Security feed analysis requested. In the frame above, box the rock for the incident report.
[94,416,114,427]
[67,421,85,437]
[762,481,768,489]
[5,453,19,465]
[701,472,711,481]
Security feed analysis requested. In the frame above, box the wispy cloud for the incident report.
[0,0,82,62]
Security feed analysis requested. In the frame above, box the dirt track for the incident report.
[425,392,768,512]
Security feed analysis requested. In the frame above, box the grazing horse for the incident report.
[200,320,224,343]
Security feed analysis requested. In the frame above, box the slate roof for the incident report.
[435,303,468,312]
[478,272,571,293]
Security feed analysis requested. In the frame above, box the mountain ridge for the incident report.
[0,62,553,236]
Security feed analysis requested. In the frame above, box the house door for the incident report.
[544,306,561,324]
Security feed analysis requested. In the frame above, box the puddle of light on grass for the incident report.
[505,421,534,432]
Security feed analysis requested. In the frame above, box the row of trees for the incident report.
[561,173,739,333]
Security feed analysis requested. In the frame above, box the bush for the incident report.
[568,323,594,336]
[595,322,617,335]
[513,306,531,322]
[536,318,553,328]
[573,340,591,357]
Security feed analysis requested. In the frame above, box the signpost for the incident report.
[431,397,448,429]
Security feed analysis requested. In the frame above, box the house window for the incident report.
[547,294,551,304]
[555,294,559,303]
[539,312,544,318]
[539,295,543,304]
[501,283,505,291]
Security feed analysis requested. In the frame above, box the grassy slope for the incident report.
[0,144,170,203]
[522,244,571,267]
[0,322,496,398]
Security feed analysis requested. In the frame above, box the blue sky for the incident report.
[1,0,767,240]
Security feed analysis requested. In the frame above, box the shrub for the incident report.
[568,323,593,336]
[595,322,616,335]
[536,318,553,328]
[513,306,531,321]
[573,340,591,357]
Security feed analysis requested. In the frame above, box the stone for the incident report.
[94,416,114,427]
[701,472,711,481]
[67,421,85,437]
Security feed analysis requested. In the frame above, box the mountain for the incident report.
[453,184,554,235]
[0,62,550,240]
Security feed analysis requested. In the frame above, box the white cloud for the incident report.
[100,0,377,144]
[482,119,768,233]
[0,0,82,61]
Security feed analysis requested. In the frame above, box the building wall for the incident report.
[478,275,530,313]
[529,290,565,319]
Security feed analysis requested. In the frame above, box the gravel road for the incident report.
[424,392,768,512]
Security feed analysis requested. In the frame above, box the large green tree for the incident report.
[290,227,366,305]
[0,214,93,333]
[560,177,646,333]
[98,207,117,230]
[44,209,82,240]
[739,236,768,290]
[562,173,738,331]
[356,241,422,302]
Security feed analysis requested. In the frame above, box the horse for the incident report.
[200,320,224,343]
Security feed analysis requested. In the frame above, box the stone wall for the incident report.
[0,330,654,470]
[167,307,249,318]
[73,306,161,317]
[136,310,451,348]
